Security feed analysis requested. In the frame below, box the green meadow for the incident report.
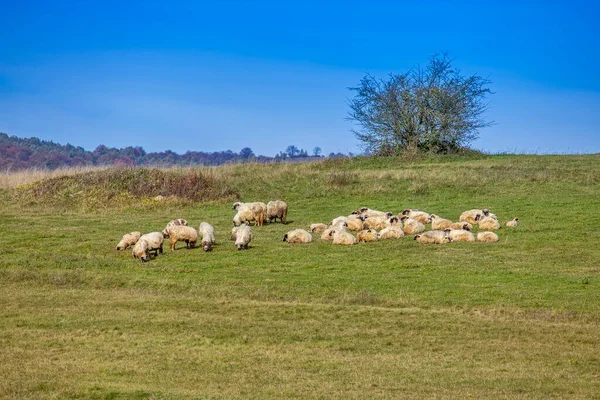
[1,154,599,399]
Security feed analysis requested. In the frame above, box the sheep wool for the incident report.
[116,231,141,251]
[414,230,451,244]
[356,229,379,243]
[459,209,490,225]
[430,214,453,230]
[267,200,288,224]
[477,231,499,242]
[166,225,198,251]
[444,228,475,242]
[331,229,357,245]
[132,232,164,262]
[235,225,253,250]
[283,229,313,244]
[401,209,432,224]
[478,216,500,230]
[401,216,426,235]
[198,222,216,252]
[379,226,405,240]
[161,218,188,237]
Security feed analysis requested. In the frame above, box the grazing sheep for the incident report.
[506,218,519,227]
[401,209,432,224]
[161,219,188,237]
[459,209,490,225]
[477,231,499,242]
[165,225,198,252]
[444,228,475,242]
[400,216,426,235]
[414,230,451,244]
[198,222,216,252]
[331,229,357,245]
[379,226,405,240]
[132,232,164,262]
[449,222,473,231]
[235,225,253,250]
[430,214,453,231]
[478,215,500,230]
[356,229,379,243]
[231,224,249,241]
[267,200,288,224]
[232,202,267,226]
[310,223,328,233]
[116,231,141,250]
[283,229,313,244]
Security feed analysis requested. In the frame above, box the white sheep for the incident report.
[430,214,453,230]
[283,229,313,244]
[331,229,357,245]
[449,222,473,231]
[232,201,267,226]
[165,225,198,252]
[444,228,475,242]
[198,222,216,252]
[401,209,432,224]
[116,231,141,251]
[478,215,500,230]
[235,225,253,250]
[161,218,188,237]
[132,232,164,262]
[346,215,367,232]
[459,209,490,225]
[267,200,288,224]
[364,214,392,230]
[310,223,328,233]
[321,227,335,241]
[379,226,405,240]
[414,230,451,244]
[506,218,519,227]
[356,229,378,243]
[400,216,426,235]
[477,231,499,242]
[355,207,393,219]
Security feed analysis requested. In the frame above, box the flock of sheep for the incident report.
[115,199,518,262]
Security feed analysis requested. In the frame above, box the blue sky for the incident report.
[1,0,599,156]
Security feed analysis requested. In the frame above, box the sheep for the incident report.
[235,225,253,250]
[331,229,357,245]
[321,227,335,241]
[198,222,216,252]
[477,231,499,242]
[116,231,141,250]
[346,215,367,232]
[430,214,453,231]
[355,207,393,218]
[330,215,351,227]
[449,222,473,231]
[232,201,267,226]
[267,200,288,224]
[161,218,188,237]
[132,232,164,262]
[379,225,405,240]
[401,209,432,224]
[400,216,426,235]
[231,224,249,241]
[478,215,500,230]
[459,209,490,225]
[414,230,452,244]
[506,218,519,228]
[444,228,475,242]
[356,229,379,243]
[165,225,198,252]
[364,214,393,230]
[283,229,313,244]
[310,223,328,233]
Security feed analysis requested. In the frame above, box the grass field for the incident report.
[1,154,600,399]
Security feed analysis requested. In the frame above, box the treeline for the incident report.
[0,133,346,170]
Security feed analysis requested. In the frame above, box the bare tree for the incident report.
[347,53,493,155]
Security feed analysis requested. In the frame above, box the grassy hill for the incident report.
[1,154,599,398]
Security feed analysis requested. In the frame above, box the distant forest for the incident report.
[0,133,346,170]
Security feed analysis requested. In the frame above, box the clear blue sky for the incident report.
[1,0,599,156]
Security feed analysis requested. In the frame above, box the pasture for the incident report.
[1,154,599,399]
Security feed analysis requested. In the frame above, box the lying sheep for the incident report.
[267,200,288,224]
[478,215,500,230]
[379,225,405,240]
[430,214,453,230]
[449,222,473,231]
[198,222,216,252]
[477,231,499,242]
[235,225,253,250]
[165,225,198,252]
[401,209,432,224]
[321,227,335,241]
[444,228,475,242]
[310,223,328,233]
[161,219,188,237]
[364,215,392,230]
[356,229,379,243]
[283,229,313,244]
[346,215,367,232]
[400,216,426,235]
[132,232,164,262]
[506,218,519,227]
[355,207,393,219]
[116,231,141,250]
[459,209,490,225]
[331,229,357,245]
[232,202,267,226]
[414,230,451,244]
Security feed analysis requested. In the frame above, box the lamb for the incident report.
[331,229,357,245]
[232,201,267,226]
[310,223,328,233]
[477,231,499,242]
[379,225,405,240]
[444,228,475,242]
[356,229,379,243]
[478,215,500,230]
[506,218,519,227]
[400,216,426,235]
[459,209,490,225]
[132,232,164,262]
[449,222,473,231]
[198,222,216,252]
[116,231,141,250]
[414,230,452,244]
[282,229,313,244]
[430,214,453,231]
[161,218,188,237]
[165,225,198,251]
[401,209,432,224]
[235,225,253,250]
[267,200,288,224]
